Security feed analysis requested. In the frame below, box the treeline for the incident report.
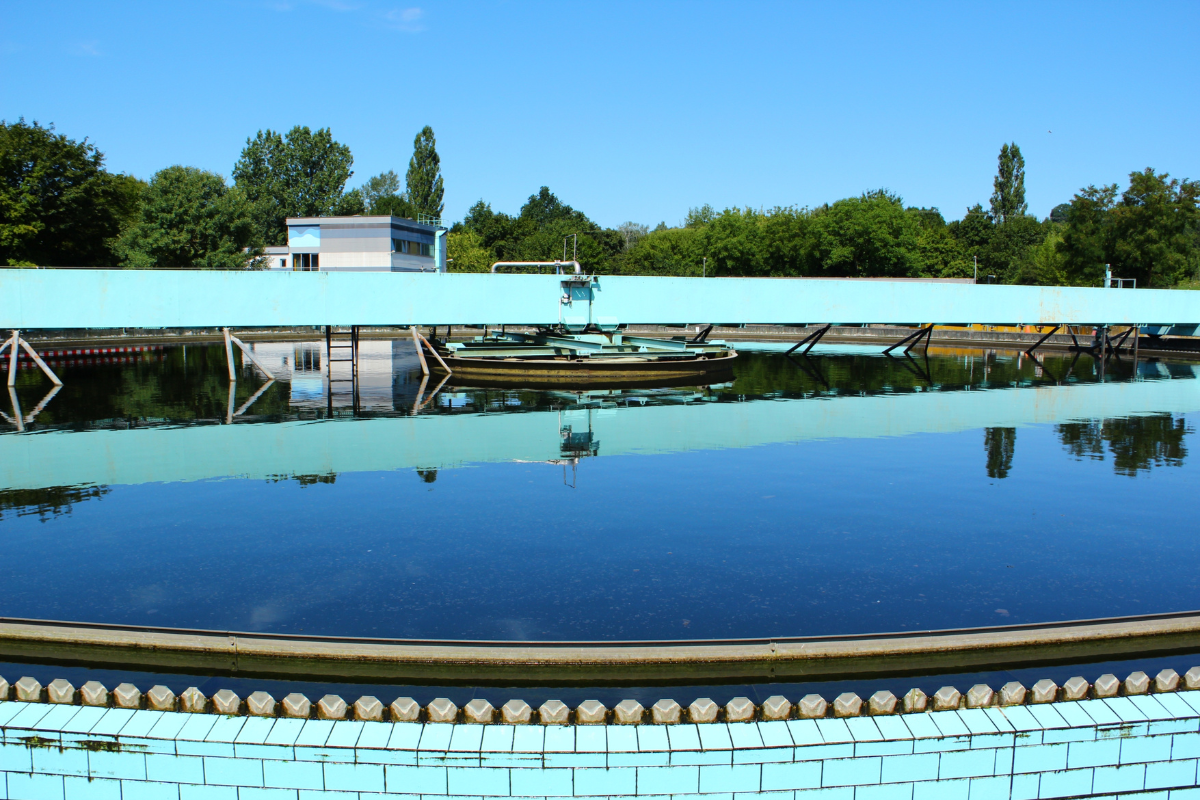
[451,144,1200,287]
[3,117,1196,286]
[0,119,443,268]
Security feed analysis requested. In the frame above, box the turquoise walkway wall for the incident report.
[4,692,1200,799]
[3,270,1200,328]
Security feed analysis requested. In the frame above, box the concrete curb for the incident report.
[2,611,1200,683]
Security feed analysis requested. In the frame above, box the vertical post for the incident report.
[411,326,429,376]
[7,330,20,387]
[1133,325,1139,372]
[325,325,333,417]
[222,328,236,382]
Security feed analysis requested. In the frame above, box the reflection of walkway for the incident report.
[0,368,1196,491]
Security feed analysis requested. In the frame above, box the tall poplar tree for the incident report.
[405,126,444,220]
[990,142,1027,223]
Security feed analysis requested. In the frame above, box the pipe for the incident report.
[490,261,582,275]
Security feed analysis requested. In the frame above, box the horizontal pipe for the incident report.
[490,261,582,274]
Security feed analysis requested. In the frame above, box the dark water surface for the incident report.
[1,339,1197,641]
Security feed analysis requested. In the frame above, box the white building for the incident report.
[263,215,447,272]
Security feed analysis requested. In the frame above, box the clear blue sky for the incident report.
[3,1,1197,227]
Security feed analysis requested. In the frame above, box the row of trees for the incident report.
[0,119,444,268]
[449,145,1199,287]
[3,117,1196,285]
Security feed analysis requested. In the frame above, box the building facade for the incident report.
[265,216,447,272]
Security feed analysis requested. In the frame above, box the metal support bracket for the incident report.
[786,324,832,356]
[226,332,276,380]
[417,331,453,375]
[1025,325,1061,356]
[882,324,935,356]
[1108,326,1135,356]
[4,330,63,387]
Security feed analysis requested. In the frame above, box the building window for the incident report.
[292,253,319,271]
[418,242,431,257]
[279,258,286,268]
[393,238,409,254]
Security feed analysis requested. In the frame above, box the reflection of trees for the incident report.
[13,344,291,429]
[984,427,1016,478]
[294,474,337,487]
[1057,414,1191,476]
[0,485,110,521]
[729,350,1091,398]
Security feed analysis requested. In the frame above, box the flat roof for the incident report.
[286,215,439,232]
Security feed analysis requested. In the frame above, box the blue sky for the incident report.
[2,1,1197,227]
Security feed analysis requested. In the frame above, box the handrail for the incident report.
[491,260,582,275]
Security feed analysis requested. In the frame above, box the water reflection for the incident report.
[1,341,1200,639]
[984,428,1016,479]
[1058,413,1192,476]
[0,341,1166,428]
[1,344,1197,500]
[0,485,110,522]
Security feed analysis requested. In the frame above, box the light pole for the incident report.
[703,257,707,278]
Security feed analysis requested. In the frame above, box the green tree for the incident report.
[685,204,717,228]
[0,119,143,267]
[984,215,1048,284]
[1023,223,1069,285]
[405,126,444,220]
[805,191,924,277]
[619,226,706,276]
[371,194,415,218]
[459,199,516,254]
[232,126,354,246]
[990,142,1027,223]
[116,166,262,270]
[1109,168,1200,286]
[360,170,401,210]
[1058,183,1119,285]
[458,188,622,272]
[333,188,366,216]
[446,229,494,272]
[948,204,994,280]
[703,208,769,276]
[617,221,649,251]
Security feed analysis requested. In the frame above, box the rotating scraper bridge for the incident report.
[2,269,1199,330]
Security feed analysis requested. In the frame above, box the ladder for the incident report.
[325,325,359,415]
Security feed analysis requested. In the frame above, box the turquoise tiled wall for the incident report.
[6,693,1200,799]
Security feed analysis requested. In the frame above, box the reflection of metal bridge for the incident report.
[1,368,1196,491]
